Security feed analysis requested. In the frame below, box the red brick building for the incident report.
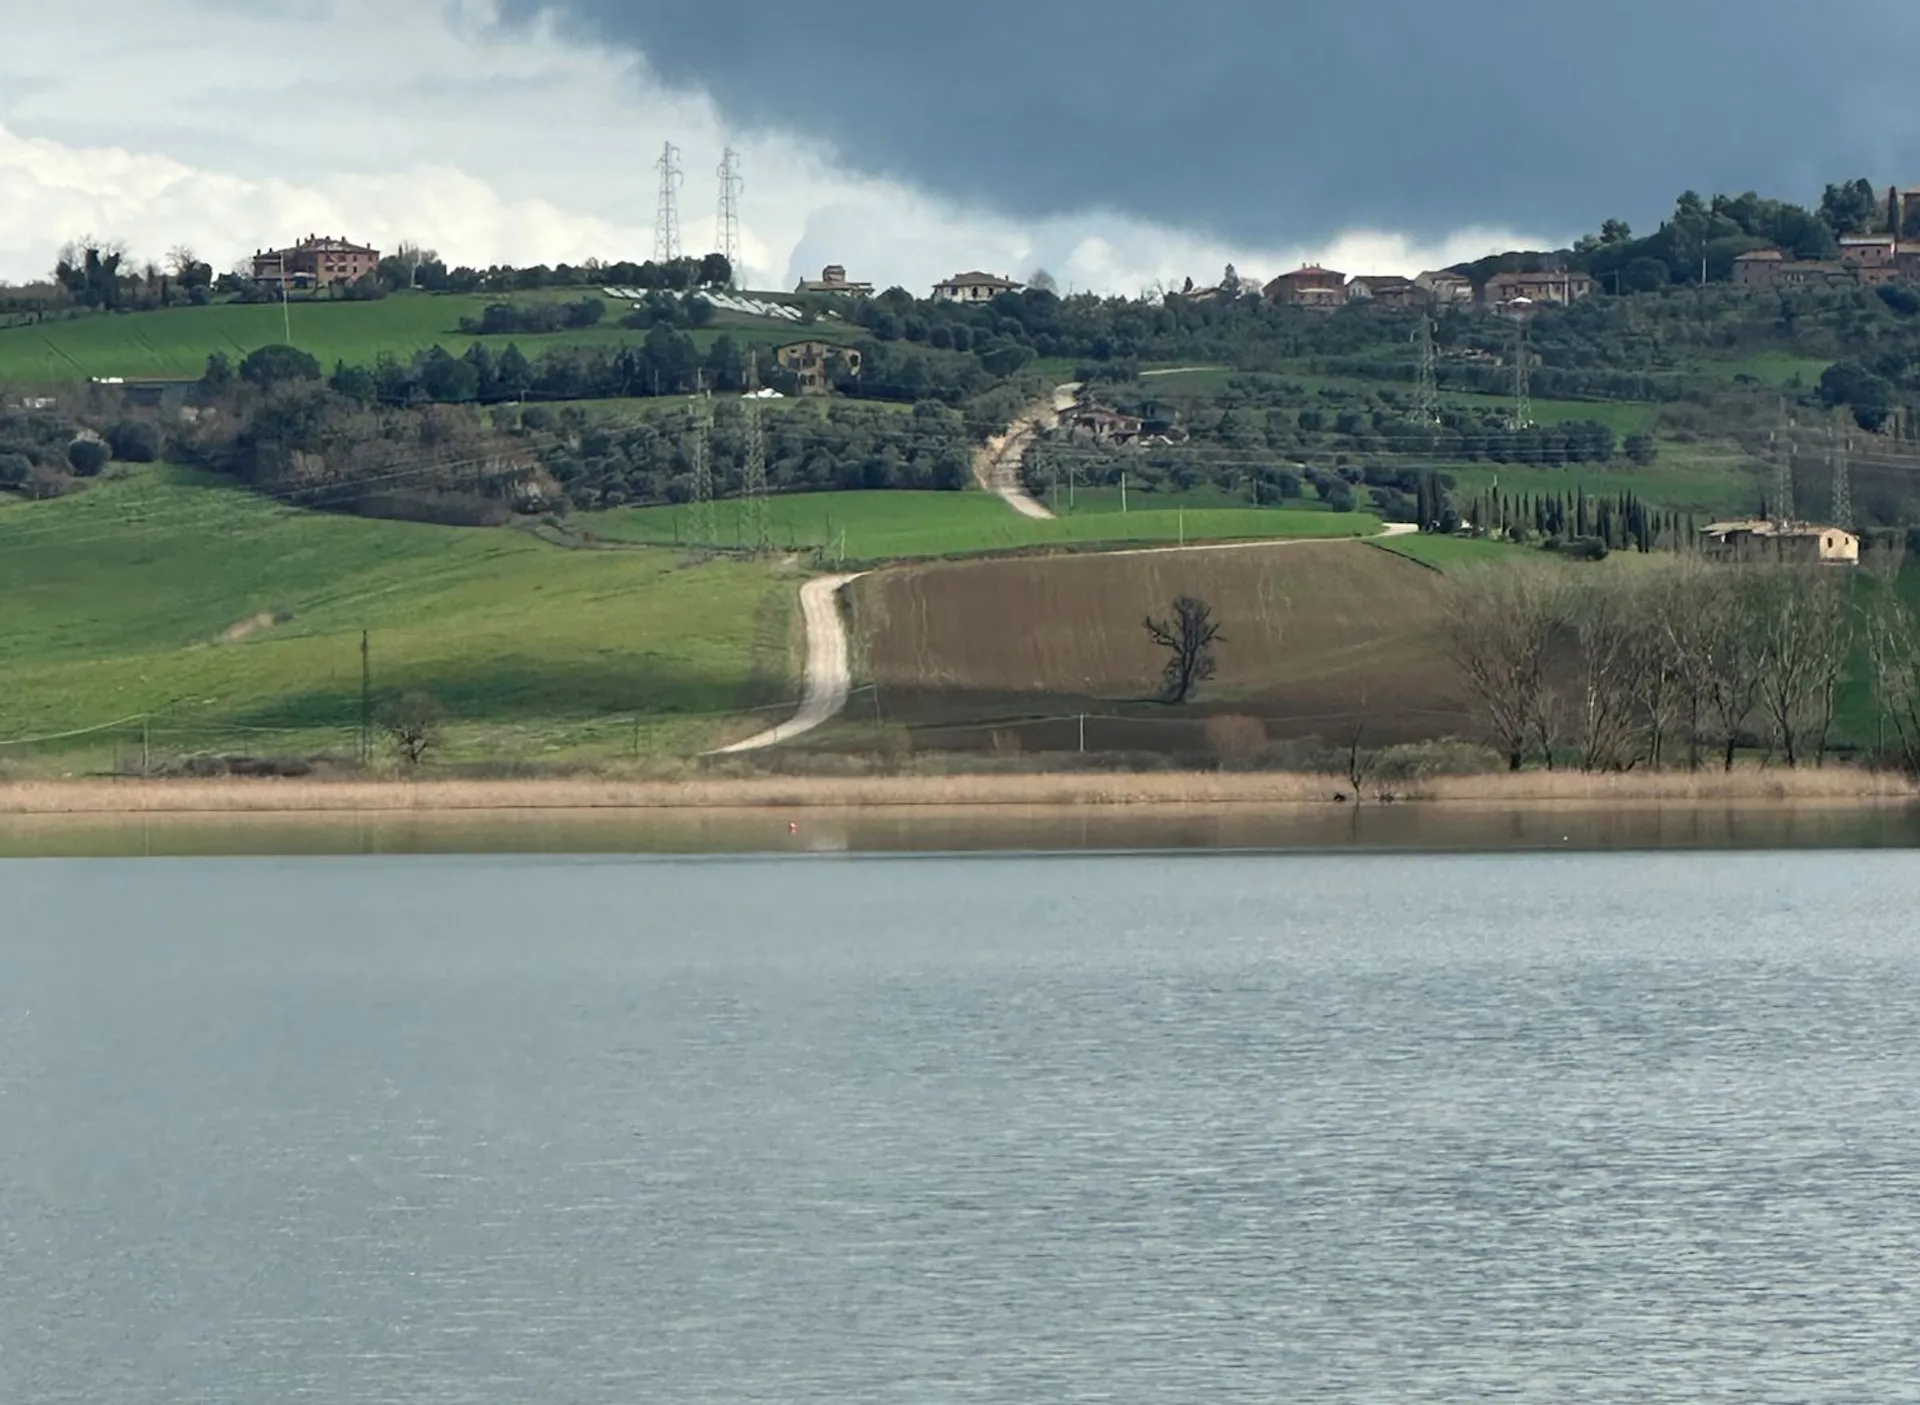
[1482,269,1595,308]
[1263,265,1347,310]
[253,234,382,289]
[1732,248,1786,286]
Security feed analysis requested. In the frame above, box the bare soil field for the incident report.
[846,540,1470,750]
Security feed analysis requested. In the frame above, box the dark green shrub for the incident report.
[67,438,110,476]
[107,420,161,462]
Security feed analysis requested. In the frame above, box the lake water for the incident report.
[4,852,1919,1402]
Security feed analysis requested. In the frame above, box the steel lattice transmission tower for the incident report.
[687,391,714,547]
[1508,304,1533,430]
[1413,314,1440,426]
[743,403,770,553]
[716,147,744,288]
[1774,429,1796,527]
[654,142,683,266]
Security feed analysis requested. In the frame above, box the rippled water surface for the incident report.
[5,853,1919,1402]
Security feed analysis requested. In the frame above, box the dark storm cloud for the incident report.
[517,0,1920,245]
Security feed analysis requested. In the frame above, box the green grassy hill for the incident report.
[0,292,859,382]
[590,489,1382,562]
[0,468,795,767]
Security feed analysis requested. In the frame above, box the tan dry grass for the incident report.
[0,768,1911,816]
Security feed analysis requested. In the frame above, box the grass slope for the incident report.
[0,468,794,765]
[592,490,1381,561]
[1370,534,1523,571]
[0,292,859,382]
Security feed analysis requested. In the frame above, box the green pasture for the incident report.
[591,489,1381,562]
[0,292,857,382]
[1445,445,1766,517]
[0,468,794,763]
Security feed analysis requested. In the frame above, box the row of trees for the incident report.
[1445,560,1857,772]
[173,367,981,517]
[378,251,732,297]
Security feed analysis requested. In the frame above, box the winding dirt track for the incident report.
[710,573,865,753]
[970,381,1083,519]
[717,369,1417,750]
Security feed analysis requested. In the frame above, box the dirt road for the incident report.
[711,573,865,753]
[971,381,1082,519]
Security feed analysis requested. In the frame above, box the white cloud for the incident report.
[0,0,1554,292]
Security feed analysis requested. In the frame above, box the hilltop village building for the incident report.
[1416,270,1475,305]
[1483,269,1597,309]
[1251,263,1594,312]
[1346,275,1423,309]
[932,271,1022,303]
[797,264,873,295]
[1262,265,1348,310]
[251,235,381,289]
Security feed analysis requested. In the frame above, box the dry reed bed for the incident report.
[0,769,1912,816]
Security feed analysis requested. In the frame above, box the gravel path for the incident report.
[710,573,865,753]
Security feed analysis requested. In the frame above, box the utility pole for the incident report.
[359,630,372,766]
[1120,468,1127,514]
[716,147,743,287]
[654,141,683,266]
[1414,314,1440,426]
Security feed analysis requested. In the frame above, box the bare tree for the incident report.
[1862,544,1920,771]
[1144,596,1224,703]
[1654,558,1721,770]
[1443,565,1563,770]
[381,691,444,766]
[1567,574,1642,771]
[165,244,199,279]
[1625,564,1689,768]
[1753,565,1852,766]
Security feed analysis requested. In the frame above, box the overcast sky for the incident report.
[5,0,1920,293]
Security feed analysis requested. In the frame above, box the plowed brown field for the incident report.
[847,541,1472,752]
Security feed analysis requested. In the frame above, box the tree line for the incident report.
[1445,559,1859,772]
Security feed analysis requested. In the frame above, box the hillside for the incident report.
[0,467,797,768]
[0,290,860,383]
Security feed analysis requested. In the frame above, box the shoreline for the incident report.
[0,769,1914,817]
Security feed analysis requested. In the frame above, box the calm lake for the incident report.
[5,851,1919,1402]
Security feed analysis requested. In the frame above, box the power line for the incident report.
[654,142,683,266]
